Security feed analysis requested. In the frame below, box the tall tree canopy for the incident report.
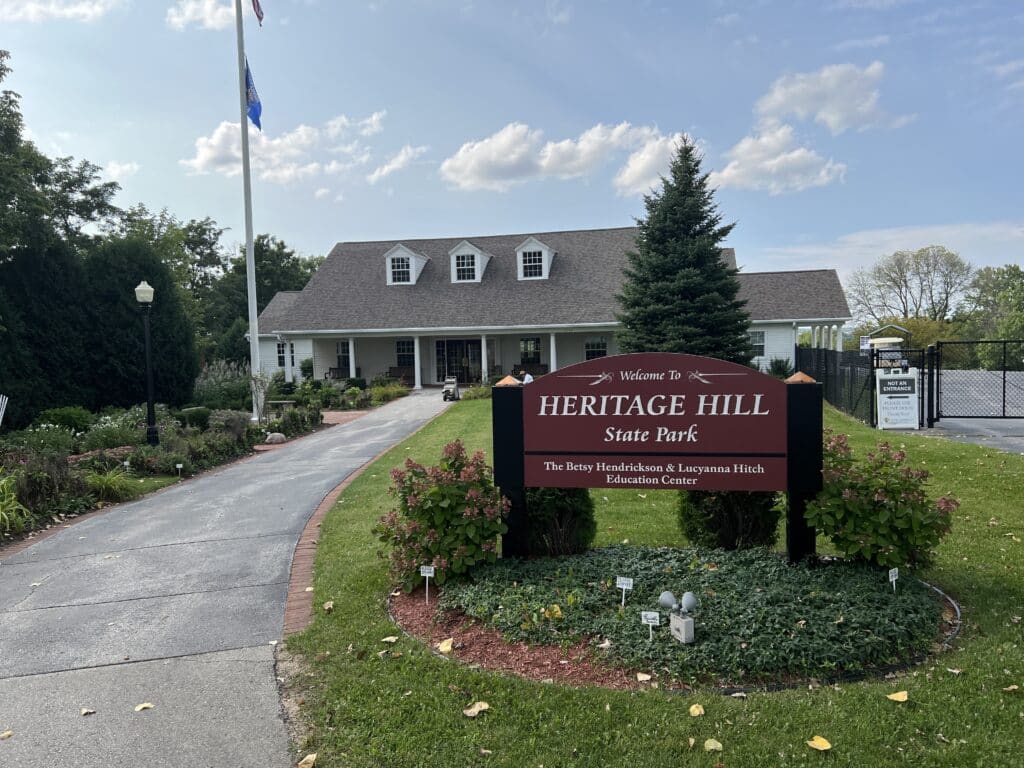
[847,246,973,325]
[616,138,751,364]
[959,264,1024,340]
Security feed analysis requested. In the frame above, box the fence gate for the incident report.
[932,340,1024,422]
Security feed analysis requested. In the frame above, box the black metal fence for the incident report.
[935,340,1024,419]
[794,348,876,424]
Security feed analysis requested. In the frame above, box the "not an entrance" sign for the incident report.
[521,353,787,491]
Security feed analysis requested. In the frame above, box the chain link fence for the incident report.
[794,348,876,424]
[936,340,1024,418]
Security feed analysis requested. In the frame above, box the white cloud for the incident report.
[714,12,740,25]
[105,160,139,182]
[754,221,1024,277]
[990,59,1024,78]
[326,110,387,139]
[833,34,890,51]
[314,187,330,199]
[546,0,571,25]
[709,122,846,194]
[832,0,917,8]
[756,61,907,134]
[0,0,123,22]
[613,133,684,196]
[166,0,233,31]
[366,144,428,184]
[180,121,322,183]
[439,121,673,193]
[439,123,545,191]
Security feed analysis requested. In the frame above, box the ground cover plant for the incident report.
[290,399,1024,767]
[439,544,942,684]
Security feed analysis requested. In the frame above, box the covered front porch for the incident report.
[298,327,620,388]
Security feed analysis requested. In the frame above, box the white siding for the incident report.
[258,338,313,379]
[750,323,795,371]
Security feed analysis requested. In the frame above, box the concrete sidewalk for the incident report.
[0,392,449,767]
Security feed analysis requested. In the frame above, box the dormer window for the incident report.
[391,255,411,284]
[448,241,491,283]
[384,244,429,286]
[516,237,554,280]
[455,253,476,281]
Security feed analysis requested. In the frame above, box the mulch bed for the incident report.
[389,588,655,691]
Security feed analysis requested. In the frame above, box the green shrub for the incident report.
[192,360,252,411]
[7,450,91,520]
[155,451,193,476]
[37,406,94,433]
[127,445,163,474]
[300,357,314,379]
[805,431,956,567]
[342,386,370,410]
[461,385,491,400]
[180,406,211,430]
[370,374,399,388]
[369,383,409,405]
[343,377,367,390]
[279,407,306,437]
[85,468,138,503]
[523,487,596,556]
[79,422,142,451]
[0,473,32,535]
[208,409,251,442]
[765,358,794,379]
[677,490,781,550]
[374,440,508,590]
[4,424,75,458]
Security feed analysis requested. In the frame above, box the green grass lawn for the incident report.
[288,400,1024,767]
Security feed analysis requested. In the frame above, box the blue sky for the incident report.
[3,0,1022,277]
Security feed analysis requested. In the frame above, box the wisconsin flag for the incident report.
[252,0,264,25]
[245,60,262,130]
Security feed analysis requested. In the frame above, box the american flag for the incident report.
[252,0,264,25]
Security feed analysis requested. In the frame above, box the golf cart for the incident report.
[442,376,461,401]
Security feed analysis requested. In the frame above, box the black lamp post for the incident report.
[135,280,159,447]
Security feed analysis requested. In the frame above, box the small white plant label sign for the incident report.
[888,567,899,592]
[420,565,436,604]
[641,610,660,641]
[616,576,634,607]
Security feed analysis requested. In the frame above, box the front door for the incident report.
[435,339,482,383]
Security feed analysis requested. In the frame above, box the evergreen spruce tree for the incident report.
[616,138,752,364]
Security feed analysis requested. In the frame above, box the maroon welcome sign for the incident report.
[520,353,788,491]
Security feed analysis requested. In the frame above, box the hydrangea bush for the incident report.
[375,440,508,591]
[805,431,957,567]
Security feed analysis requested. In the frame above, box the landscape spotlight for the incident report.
[658,590,698,644]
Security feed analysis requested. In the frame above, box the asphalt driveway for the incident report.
[0,392,449,767]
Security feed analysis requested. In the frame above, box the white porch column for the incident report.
[283,338,294,383]
[812,325,820,348]
[348,336,356,379]
[413,335,422,390]
[835,325,842,352]
[480,334,488,384]
[549,332,557,372]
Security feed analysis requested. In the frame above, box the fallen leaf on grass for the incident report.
[390,589,401,597]
[297,754,317,768]
[730,692,748,699]
[946,668,962,675]
[321,601,334,613]
[1003,685,1020,692]
[381,636,399,644]
[134,703,154,712]
[597,639,612,650]
[704,738,723,752]
[636,672,651,682]
[806,736,832,751]
[689,703,705,717]
[463,701,490,718]
[886,691,909,702]
[80,708,96,716]
[936,733,950,744]
[436,638,454,655]
[688,737,695,749]
[479,748,492,755]
[0,730,12,740]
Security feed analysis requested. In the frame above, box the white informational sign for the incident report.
[889,567,899,592]
[616,576,634,590]
[876,368,920,430]
[860,335,872,351]
[419,565,435,578]
[640,610,660,641]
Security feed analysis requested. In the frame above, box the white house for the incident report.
[256,227,851,387]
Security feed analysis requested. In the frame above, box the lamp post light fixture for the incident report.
[658,590,698,644]
[135,280,159,447]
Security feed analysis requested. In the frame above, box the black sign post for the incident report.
[492,383,530,557]
[785,378,823,562]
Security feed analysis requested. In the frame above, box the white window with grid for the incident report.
[454,253,476,281]
[390,255,411,284]
[521,250,543,278]
[749,330,765,357]
[584,337,608,360]
[396,339,415,367]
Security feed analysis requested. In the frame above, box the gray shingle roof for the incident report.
[260,227,849,332]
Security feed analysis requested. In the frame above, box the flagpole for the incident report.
[233,0,262,421]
